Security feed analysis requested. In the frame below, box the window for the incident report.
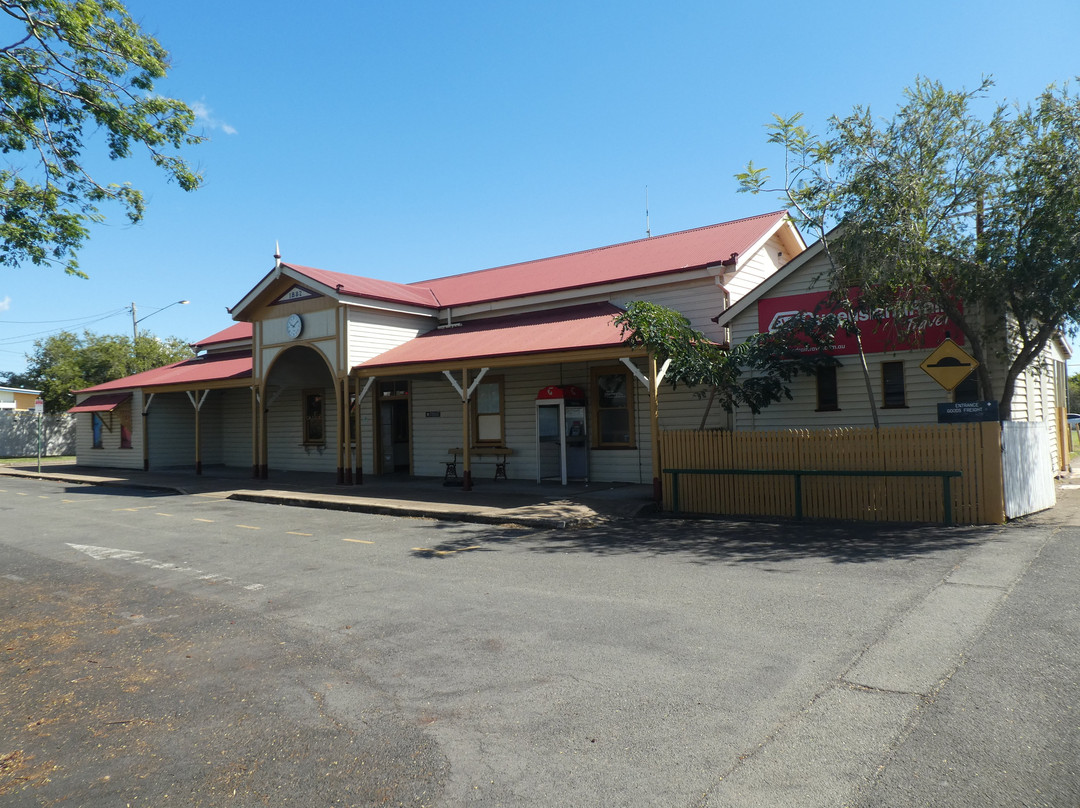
[881,362,906,408]
[473,377,504,445]
[592,367,635,447]
[303,389,325,444]
[816,365,839,411]
[119,400,132,449]
[953,373,980,403]
[92,413,104,449]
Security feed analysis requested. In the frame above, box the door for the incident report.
[378,399,411,474]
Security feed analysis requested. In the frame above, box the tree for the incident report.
[0,0,203,277]
[1069,372,1080,414]
[614,300,840,426]
[9,329,192,412]
[737,77,1080,420]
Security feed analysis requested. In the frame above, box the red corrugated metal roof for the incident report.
[67,392,131,413]
[193,322,252,350]
[357,303,627,370]
[282,264,441,308]
[76,350,252,393]
[408,211,790,308]
[279,212,789,311]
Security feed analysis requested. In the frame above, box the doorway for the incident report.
[376,381,411,474]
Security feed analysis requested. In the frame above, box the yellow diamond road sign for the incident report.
[920,338,978,391]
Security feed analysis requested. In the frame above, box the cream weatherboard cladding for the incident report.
[723,243,1069,474]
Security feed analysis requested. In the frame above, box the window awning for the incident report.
[67,392,131,413]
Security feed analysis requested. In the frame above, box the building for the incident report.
[0,386,42,411]
[717,237,1071,469]
[69,212,804,484]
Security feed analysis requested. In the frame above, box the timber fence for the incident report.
[660,423,1005,525]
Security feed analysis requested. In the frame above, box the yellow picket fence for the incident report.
[660,423,1005,525]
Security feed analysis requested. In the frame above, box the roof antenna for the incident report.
[645,186,651,238]
[274,240,281,269]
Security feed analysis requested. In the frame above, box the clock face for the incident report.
[286,313,303,339]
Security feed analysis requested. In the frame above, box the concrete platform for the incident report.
[0,462,656,529]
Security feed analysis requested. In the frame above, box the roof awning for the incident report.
[68,392,131,413]
[354,302,645,376]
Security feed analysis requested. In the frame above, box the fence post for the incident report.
[978,421,1006,524]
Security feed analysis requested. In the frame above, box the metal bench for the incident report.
[447,447,514,481]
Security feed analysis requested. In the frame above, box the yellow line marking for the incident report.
[342,538,373,544]
[156,513,173,517]
[236,524,261,530]
[288,531,313,537]
[38,495,49,499]
[194,518,214,523]
[61,499,77,503]
[16,492,27,496]
[114,506,154,512]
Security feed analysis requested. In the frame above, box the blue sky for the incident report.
[1,0,1078,372]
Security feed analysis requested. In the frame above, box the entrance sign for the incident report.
[920,338,978,391]
[938,401,998,423]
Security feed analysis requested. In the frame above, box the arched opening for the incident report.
[262,345,338,474]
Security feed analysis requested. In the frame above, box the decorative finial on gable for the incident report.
[274,241,281,269]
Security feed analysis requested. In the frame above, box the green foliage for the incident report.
[1068,373,1080,413]
[614,301,840,415]
[9,329,192,412]
[0,0,203,277]
[738,77,1080,418]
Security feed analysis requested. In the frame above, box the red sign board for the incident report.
[756,291,962,356]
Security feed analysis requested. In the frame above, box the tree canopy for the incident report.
[614,300,840,422]
[1,329,192,412]
[0,0,203,277]
[737,77,1080,419]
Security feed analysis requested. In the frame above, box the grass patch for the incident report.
[0,456,74,465]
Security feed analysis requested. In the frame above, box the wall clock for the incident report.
[286,313,303,339]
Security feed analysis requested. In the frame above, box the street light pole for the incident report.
[130,299,190,367]
[131,299,191,344]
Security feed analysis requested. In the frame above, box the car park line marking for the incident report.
[156,513,173,517]
[236,524,260,530]
[66,543,263,591]
[288,531,313,536]
[114,506,155,512]
[194,518,215,523]
[61,499,78,503]
[38,495,49,499]
[342,538,373,544]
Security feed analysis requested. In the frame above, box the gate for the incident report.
[1001,421,1056,518]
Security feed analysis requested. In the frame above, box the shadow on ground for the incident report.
[411,514,993,565]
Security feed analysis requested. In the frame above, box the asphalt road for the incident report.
[0,476,1076,807]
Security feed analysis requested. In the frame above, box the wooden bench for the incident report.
[446,447,514,481]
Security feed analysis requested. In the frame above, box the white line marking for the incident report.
[66,543,263,592]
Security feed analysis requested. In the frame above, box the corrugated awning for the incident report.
[67,392,131,413]
[354,302,642,376]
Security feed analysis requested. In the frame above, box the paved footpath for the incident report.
[698,490,1080,808]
